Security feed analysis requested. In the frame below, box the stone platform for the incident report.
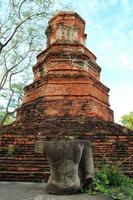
[0,182,112,200]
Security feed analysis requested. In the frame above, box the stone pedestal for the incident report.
[35,140,94,194]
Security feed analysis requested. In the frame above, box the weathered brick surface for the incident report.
[22,11,113,121]
[46,12,86,48]
[0,116,133,181]
[0,12,132,181]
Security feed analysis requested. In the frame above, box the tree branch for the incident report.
[18,0,27,20]
[1,11,49,53]
[0,28,10,40]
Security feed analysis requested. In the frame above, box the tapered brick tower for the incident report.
[17,12,113,122]
[0,12,132,182]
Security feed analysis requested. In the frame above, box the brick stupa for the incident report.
[17,12,113,122]
[0,12,132,182]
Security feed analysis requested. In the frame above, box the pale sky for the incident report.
[57,0,133,122]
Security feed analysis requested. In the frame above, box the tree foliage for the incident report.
[0,0,60,125]
[120,112,133,130]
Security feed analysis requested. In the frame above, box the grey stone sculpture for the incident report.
[35,140,94,194]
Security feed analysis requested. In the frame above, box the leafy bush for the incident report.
[82,163,133,200]
[6,144,15,157]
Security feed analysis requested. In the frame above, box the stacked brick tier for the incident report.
[18,12,114,122]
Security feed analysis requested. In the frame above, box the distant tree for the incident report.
[0,112,15,125]
[0,0,62,125]
[0,82,24,125]
[120,112,133,130]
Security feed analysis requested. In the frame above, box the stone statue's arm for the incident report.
[35,140,45,154]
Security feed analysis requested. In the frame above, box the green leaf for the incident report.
[120,112,133,129]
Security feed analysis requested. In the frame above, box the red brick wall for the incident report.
[0,115,132,181]
[24,12,113,121]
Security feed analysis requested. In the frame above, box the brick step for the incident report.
[0,153,43,157]
[0,151,36,153]
[93,153,132,156]
[0,156,47,162]
[0,145,35,148]
[0,142,35,145]
[0,161,49,168]
[0,168,48,172]
[0,160,47,164]
[0,151,36,154]
[0,147,35,151]
[94,155,133,159]
[0,171,50,182]
[95,158,133,163]
[0,153,46,156]
[0,154,47,160]
[0,135,35,138]
[0,152,45,156]
[0,166,50,172]
[123,171,133,178]
[0,154,46,157]
[0,157,47,162]
[0,161,49,166]
[0,162,49,167]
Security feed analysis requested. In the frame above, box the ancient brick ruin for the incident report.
[17,12,113,121]
[0,12,132,181]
